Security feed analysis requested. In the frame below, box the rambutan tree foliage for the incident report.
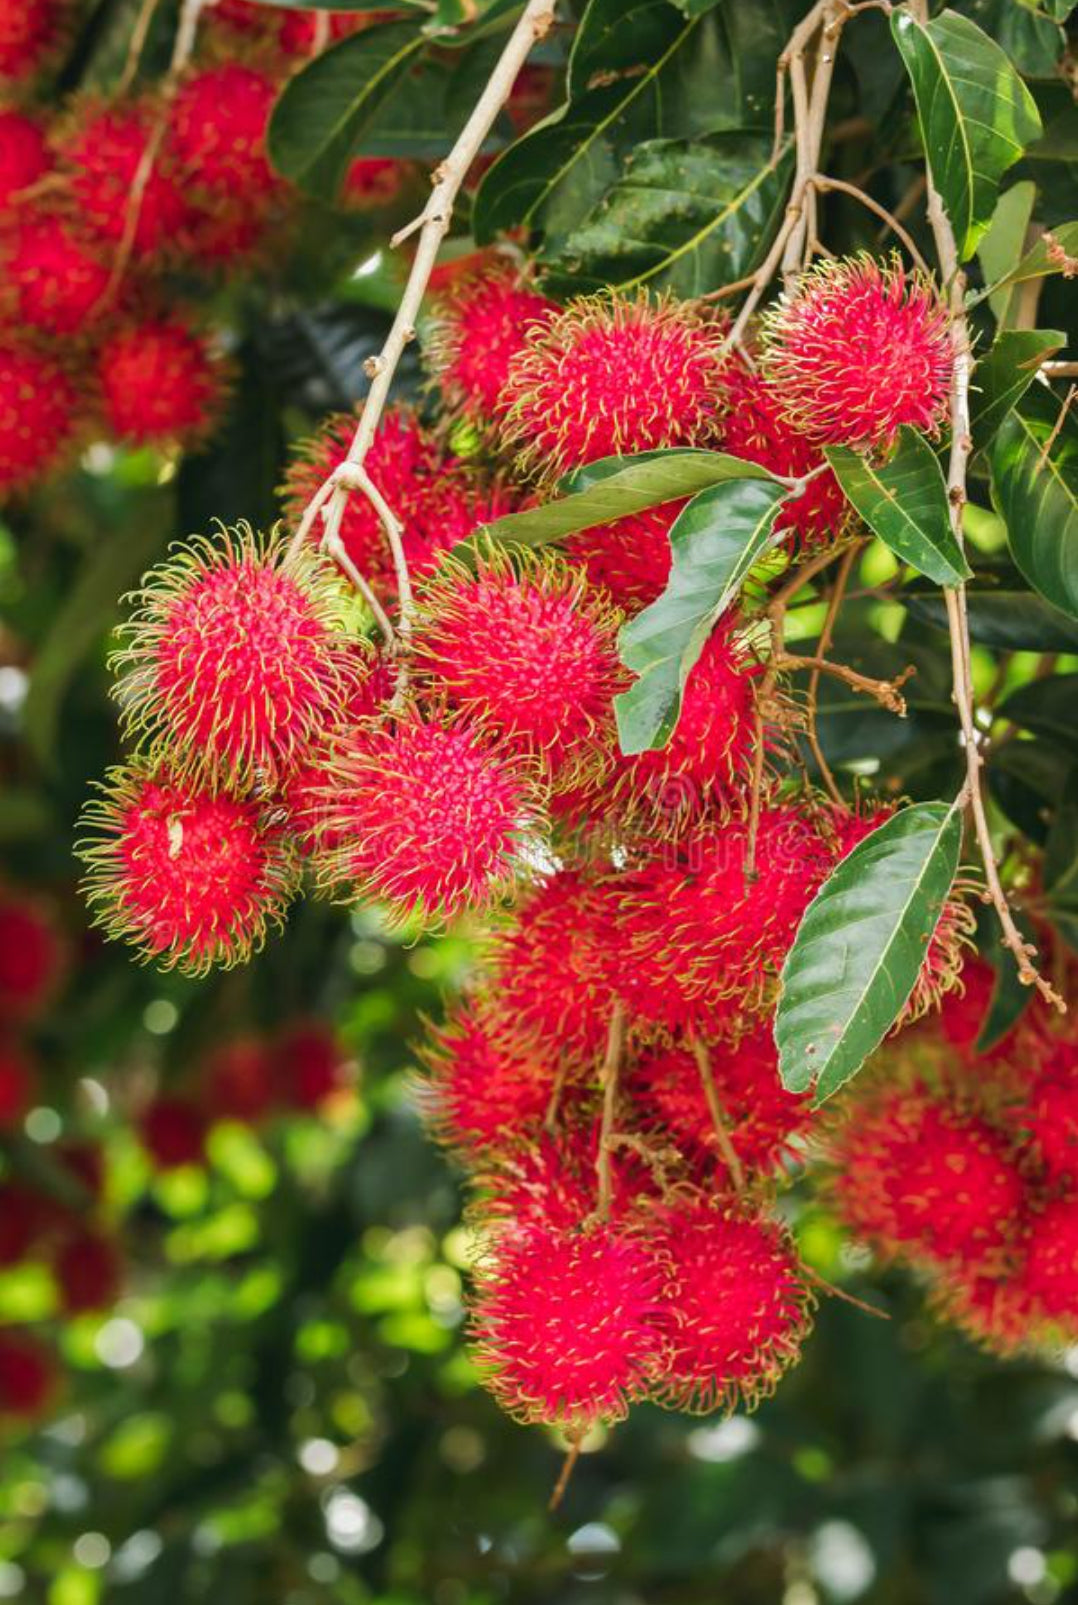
[2,0,1078,1597]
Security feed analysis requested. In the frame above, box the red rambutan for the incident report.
[139,1095,209,1169]
[564,501,681,614]
[829,1080,1026,1274]
[0,1330,55,1418]
[1018,1054,1078,1184]
[311,713,535,926]
[419,1002,558,1160]
[64,103,192,258]
[0,1040,35,1128]
[0,110,51,207]
[277,651,393,848]
[169,66,280,202]
[204,1036,276,1122]
[761,254,953,450]
[0,892,61,1021]
[1020,1196,1078,1329]
[427,264,557,426]
[415,551,623,787]
[0,345,76,497]
[0,0,69,82]
[52,1230,122,1316]
[651,1198,813,1414]
[2,214,111,337]
[469,1220,670,1426]
[112,527,363,788]
[96,317,226,448]
[77,766,298,975]
[272,1020,345,1110]
[500,292,729,481]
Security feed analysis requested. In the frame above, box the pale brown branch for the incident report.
[594,1002,626,1224]
[689,1039,745,1193]
[118,0,165,95]
[778,652,913,715]
[548,1430,585,1513]
[810,174,931,273]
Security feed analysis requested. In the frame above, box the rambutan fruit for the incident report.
[139,1095,209,1170]
[0,892,62,1021]
[272,1020,345,1110]
[169,65,281,203]
[426,264,557,426]
[2,214,111,337]
[0,1330,55,1418]
[469,1220,670,1426]
[77,766,298,975]
[64,103,192,258]
[96,317,227,448]
[277,651,393,848]
[632,1024,814,1181]
[720,358,848,549]
[0,110,51,208]
[0,345,76,498]
[283,409,517,597]
[112,526,363,789]
[500,292,729,482]
[419,1002,559,1160]
[414,551,623,787]
[937,955,1004,1060]
[484,869,624,1069]
[471,1123,653,1234]
[563,501,681,614]
[204,1036,276,1123]
[1019,1196,1078,1329]
[1017,1056,1078,1184]
[0,0,70,82]
[0,1039,35,1128]
[760,254,953,450]
[650,1198,813,1414]
[828,1080,1026,1275]
[208,1,387,55]
[311,712,536,927]
[52,1230,122,1316]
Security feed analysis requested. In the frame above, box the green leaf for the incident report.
[826,429,972,586]
[1043,764,1078,910]
[973,219,1078,304]
[974,905,1035,1052]
[614,477,787,753]
[467,448,775,552]
[904,566,1078,651]
[996,672,1078,747]
[891,9,1042,259]
[990,385,1078,622]
[977,180,1035,324]
[1014,0,1074,23]
[970,327,1064,452]
[267,21,426,201]
[540,132,793,296]
[776,801,964,1104]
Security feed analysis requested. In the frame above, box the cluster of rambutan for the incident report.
[827,949,1078,1355]
[75,252,979,1435]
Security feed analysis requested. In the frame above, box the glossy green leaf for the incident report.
[540,132,793,296]
[826,429,972,586]
[990,385,1078,622]
[1014,0,1074,22]
[777,802,964,1103]
[904,569,1078,652]
[615,477,787,753]
[996,672,1078,747]
[267,22,426,200]
[977,181,1035,325]
[970,327,1064,452]
[974,905,1035,1053]
[891,10,1042,259]
[466,449,774,552]
[973,219,1078,305]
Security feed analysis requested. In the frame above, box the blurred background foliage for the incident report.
[1,0,1078,1602]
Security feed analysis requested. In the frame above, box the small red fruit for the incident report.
[169,65,280,202]
[0,0,70,82]
[0,1330,55,1418]
[139,1096,209,1170]
[2,214,111,337]
[204,1037,276,1123]
[272,1020,345,1111]
[0,110,51,208]
[564,502,682,614]
[53,1230,123,1315]
[64,103,192,258]
[427,264,557,426]
[0,345,77,498]
[420,1004,558,1160]
[97,317,226,448]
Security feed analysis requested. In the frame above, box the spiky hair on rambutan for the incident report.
[417,1000,564,1161]
[0,0,72,82]
[719,358,849,550]
[282,408,519,598]
[469,1219,671,1426]
[0,344,77,499]
[96,316,229,449]
[1017,1196,1078,1335]
[650,1196,814,1415]
[500,291,730,482]
[168,65,282,204]
[62,101,193,259]
[564,501,682,615]
[276,651,393,849]
[760,253,953,450]
[414,547,624,789]
[426,262,558,426]
[826,1077,1028,1277]
[0,110,52,208]
[77,765,298,976]
[310,711,539,928]
[111,525,364,790]
[1,214,112,338]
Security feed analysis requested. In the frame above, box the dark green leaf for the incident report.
[977,181,1035,325]
[974,219,1078,304]
[826,429,972,586]
[974,904,1035,1052]
[891,9,1042,259]
[777,802,964,1103]
[904,567,1078,652]
[1013,0,1074,24]
[540,131,793,296]
[989,736,1071,843]
[615,477,787,753]
[996,672,1078,747]
[990,385,1078,622]
[467,449,775,551]
[267,22,426,201]
[970,328,1064,452]
[1043,764,1078,909]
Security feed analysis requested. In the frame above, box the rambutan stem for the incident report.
[910,0,1064,1015]
[689,1038,745,1193]
[802,1266,890,1320]
[296,0,558,689]
[777,652,912,715]
[595,1001,626,1223]
[808,174,931,274]
[548,1429,585,1513]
